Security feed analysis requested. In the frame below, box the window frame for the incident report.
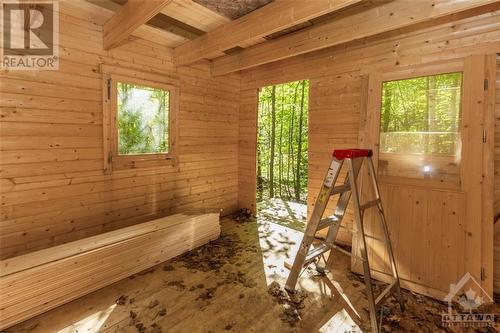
[102,70,178,173]
[363,60,465,191]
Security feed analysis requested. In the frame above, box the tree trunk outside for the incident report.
[269,85,276,198]
[278,87,284,197]
[295,81,306,202]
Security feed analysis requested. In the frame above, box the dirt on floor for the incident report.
[231,208,255,223]
[267,281,309,326]
[377,287,500,333]
[172,220,500,333]
[174,232,244,272]
[6,216,499,333]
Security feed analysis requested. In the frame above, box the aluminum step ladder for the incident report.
[284,149,404,333]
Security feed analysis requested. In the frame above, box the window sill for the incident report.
[109,154,176,172]
[378,175,462,192]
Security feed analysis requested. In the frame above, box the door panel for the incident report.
[354,55,495,299]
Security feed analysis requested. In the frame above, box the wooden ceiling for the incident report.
[193,0,273,20]
[86,0,499,74]
[91,0,365,56]
[87,0,275,44]
[86,0,230,46]
[86,0,281,50]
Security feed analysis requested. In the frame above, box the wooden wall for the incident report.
[494,57,500,293]
[0,2,240,259]
[238,6,500,295]
[238,89,258,212]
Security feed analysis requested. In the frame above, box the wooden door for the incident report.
[354,55,495,299]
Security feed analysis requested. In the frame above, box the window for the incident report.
[117,82,169,155]
[378,72,462,183]
[103,72,177,172]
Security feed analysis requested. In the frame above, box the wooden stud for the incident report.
[103,0,173,50]
[174,0,361,66]
[212,0,497,75]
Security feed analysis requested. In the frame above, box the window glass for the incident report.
[379,72,462,182]
[117,82,169,155]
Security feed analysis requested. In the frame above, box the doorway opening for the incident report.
[256,80,309,232]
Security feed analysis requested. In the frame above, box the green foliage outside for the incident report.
[117,82,169,155]
[257,80,309,204]
[380,72,462,156]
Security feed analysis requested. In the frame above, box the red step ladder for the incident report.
[284,149,404,332]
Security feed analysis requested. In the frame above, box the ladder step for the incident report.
[326,243,368,262]
[331,184,350,195]
[283,243,331,270]
[359,199,381,211]
[330,244,352,257]
[305,243,330,264]
[331,245,368,262]
[317,215,340,231]
[375,281,398,310]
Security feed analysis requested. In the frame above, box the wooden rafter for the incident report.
[103,0,173,50]
[149,13,205,40]
[174,0,362,66]
[88,0,205,40]
[89,0,205,40]
[211,0,498,75]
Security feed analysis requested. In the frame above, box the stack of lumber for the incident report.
[0,212,220,330]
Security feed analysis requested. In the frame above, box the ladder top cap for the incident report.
[332,149,373,160]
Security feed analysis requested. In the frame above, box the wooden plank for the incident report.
[482,54,496,296]
[462,55,486,288]
[161,0,229,32]
[0,213,220,329]
[103,0,173,50]
[174,0,361,66]
[87,0,204,40]
[212,0,497,75]
[238,89,258,213]
[0,213,215,276]
[494,55,500,294]
[0,192,236,255]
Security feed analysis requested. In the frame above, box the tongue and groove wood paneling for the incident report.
[0,1,240,259]
[494,57,500,294]
[238,89,258,212]
[0,213,220,330]
[238,7,500,297]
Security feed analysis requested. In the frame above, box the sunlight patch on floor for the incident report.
[257,219,302,285]
[256,198,307,285]
[256,222,366,332]
[257,198,307,232]
[56,304,116,333]
[319,309,364,333]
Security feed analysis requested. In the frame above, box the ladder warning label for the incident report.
[323,160,339,188]
[318,187,329,203]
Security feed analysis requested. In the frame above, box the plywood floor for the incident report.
[5,215,474,333]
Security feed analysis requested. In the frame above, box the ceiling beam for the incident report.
[174,0,363,66]
[149,13,205,40]
[103,0,173,50]
[212,0,497,75]
[88,0,205,40]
